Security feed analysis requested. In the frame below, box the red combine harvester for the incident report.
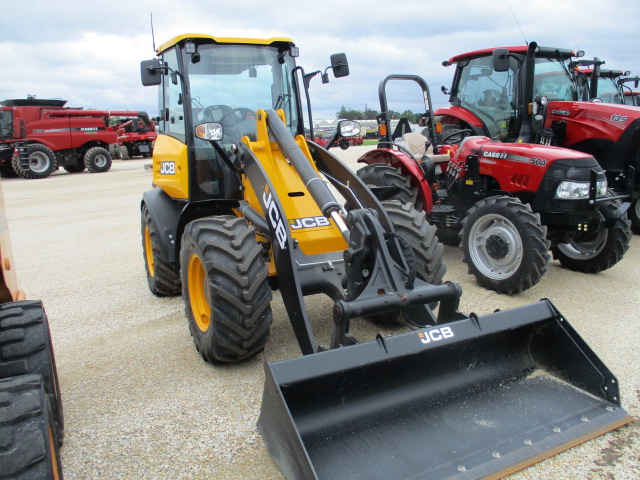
[112,113,156,159]
[0,97,149,179]
[434,42,640,232]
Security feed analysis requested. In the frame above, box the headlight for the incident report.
[556,179,607,199]
[195,122,223,141]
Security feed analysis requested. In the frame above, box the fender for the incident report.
[141,188,182,263]
[357,148,434,211]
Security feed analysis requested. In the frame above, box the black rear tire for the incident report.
[630,198,640,234]
[84,146,112,173]
[366,201,446,326]
[141,204,181,296]
[12,143,57,179]
[0,300,64,445]
[357,163,422,209]
[551,200,631,272]
[460,196,550,294]
[0,375,63,479]
[180,216,272,363]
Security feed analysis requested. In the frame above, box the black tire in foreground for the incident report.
[83,146,112,173]
[12,144,57,179]
[0,375,63,479]
[357,163,421,209]
[629,198,640,235]
[551,200,631,273]
[141,204,181,297]
[0,300,64,445]
[366,201,446,326]
[180,216,272,363]
[460,196,550,294]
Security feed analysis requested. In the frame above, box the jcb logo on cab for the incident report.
[160,161,176,175]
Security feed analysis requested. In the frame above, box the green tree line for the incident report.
[336,105,420,123]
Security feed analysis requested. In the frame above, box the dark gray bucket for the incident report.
[258,300,631,479]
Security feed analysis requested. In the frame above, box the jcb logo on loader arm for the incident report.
[263,188,288,250]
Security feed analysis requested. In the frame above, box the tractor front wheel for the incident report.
[460,196,550,294]
[84,146,112,173]
[551,202,631,272]
[180,216,272,363]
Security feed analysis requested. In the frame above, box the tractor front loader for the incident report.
[140,34,632,479]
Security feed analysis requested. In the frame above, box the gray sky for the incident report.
[1,0,638,120]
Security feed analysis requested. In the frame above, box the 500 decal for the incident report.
[529,157,546,167]
[263,188,288,250]
[160,161,175,175]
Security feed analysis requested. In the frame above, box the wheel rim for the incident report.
[468,213,523,280]
[49,426,61,480]
[94,153,108,168]
[29,152,50,173]
[187,253,210,332]
[143,226,155,277]
[556,228,608,260]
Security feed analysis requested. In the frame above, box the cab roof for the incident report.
[157,33,295,54]
[444,45,575,65]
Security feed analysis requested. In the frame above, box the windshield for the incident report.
[0,109,12,140]
[454,55,517,140]
[596,77,623,104]
[532,57,578,101]
[185,43,299,144]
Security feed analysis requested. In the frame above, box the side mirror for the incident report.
[330,53,349,78]
[141,59,163,86]
[492,49,510,73]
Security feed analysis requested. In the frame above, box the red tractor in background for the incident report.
[434,42,640,233]
[357,75,631,294]
[0,97,148,179]
[571,57,630,104]
[111,113,156,159]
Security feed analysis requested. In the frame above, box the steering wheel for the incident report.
[441,129,473,145]
[221,107,256,127]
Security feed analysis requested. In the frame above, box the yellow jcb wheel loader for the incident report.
[140,34,632,480]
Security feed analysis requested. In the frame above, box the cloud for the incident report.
[1,0,639,121]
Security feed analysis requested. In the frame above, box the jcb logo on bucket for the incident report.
[418,326,454,344]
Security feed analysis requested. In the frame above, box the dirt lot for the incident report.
[2,148,638,479]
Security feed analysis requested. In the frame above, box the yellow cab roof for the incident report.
[157,33,295,54]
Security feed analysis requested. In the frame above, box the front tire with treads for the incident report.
[460,196,550,294]
[141,204,181,296]
[180,216,272,363]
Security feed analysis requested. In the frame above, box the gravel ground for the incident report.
[2,146,638,479]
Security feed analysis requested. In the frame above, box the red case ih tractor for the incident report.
[111,113,156,159]
[357,75,631,294]
[0,97,148,179]
[434,42,640,233]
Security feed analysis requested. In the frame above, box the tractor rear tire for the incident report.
[366,201,445,326]
[0,301,64,445]
[630,198,640,234]
[0,375,63,479]
[551,201,631,272]
[12,143,57,179]
[84,146,112,173]
[141,204,181,296]
[357,163,421,209]
[118,145,130,160]
[180,216,272,363]
[460,196,550,294]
